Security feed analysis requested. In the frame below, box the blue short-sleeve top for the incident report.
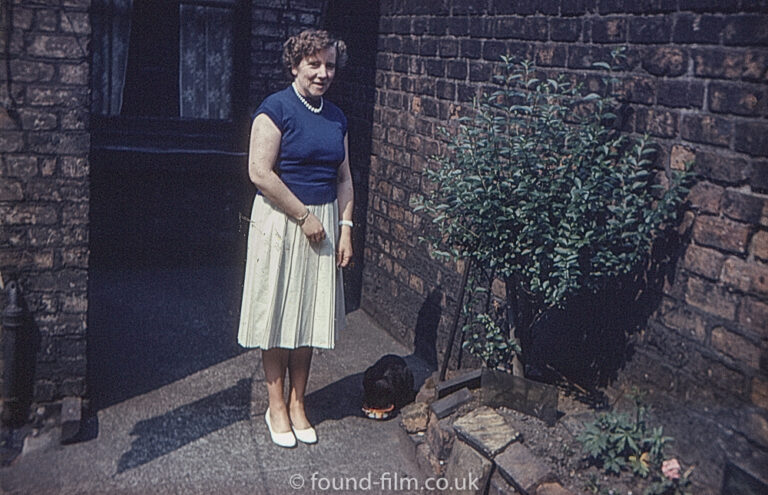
[254,86,348,205]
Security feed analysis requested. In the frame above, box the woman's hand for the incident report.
[301,213,326,244]
[336,228,353,267]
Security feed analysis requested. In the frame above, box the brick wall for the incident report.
[362,0,767,418]
[0,0,91,407]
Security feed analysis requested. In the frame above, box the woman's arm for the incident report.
[336,134,354,267]
[248,114,325,243]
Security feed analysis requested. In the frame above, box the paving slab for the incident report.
[442,440,493,495]
[0,309,434,495]
[495,442,555,495]
[453,406,520,459]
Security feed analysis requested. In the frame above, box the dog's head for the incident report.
[363,377,396,410]
[362,378,396,419]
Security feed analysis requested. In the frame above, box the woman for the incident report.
[237,29,353,448]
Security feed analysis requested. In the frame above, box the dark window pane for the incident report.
[121,0,180,117]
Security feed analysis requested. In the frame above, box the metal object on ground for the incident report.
[2,281,24,426]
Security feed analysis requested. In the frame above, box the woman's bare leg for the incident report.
[262,348,292,433]
[287,346,313,429]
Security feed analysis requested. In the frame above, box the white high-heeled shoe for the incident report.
[265,409,296,448]
[292,424,317,444]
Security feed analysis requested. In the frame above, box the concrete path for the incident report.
[0,310,433,495]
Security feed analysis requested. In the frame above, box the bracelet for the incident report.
[296,208,310,226]
[339,220,354,228]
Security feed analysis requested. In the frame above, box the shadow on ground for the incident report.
[117,378,251,473]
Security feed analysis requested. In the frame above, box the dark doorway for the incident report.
[87,149,252,410]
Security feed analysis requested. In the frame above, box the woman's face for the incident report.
[291,46,337,100]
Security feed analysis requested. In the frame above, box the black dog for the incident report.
[362,354,415,419]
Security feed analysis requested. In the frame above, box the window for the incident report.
[92,0,249,149]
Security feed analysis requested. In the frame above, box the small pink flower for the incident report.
[662,458,681,480]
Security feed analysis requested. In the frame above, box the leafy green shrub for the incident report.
[578,390,693,495]
[578,404,670,476]
[413,51,691,370]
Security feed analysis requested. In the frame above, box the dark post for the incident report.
[439,260,471,382]
[2,281,24,425]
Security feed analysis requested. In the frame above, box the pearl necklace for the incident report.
[292,83,323,114]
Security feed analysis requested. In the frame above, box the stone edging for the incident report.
[401,376,573,495]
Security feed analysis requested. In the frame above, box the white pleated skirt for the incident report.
[237,195,345,349]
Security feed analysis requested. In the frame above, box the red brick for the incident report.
[721,257,768,297]
[688,181,723,214]
[743,50,768,83]
[59,63,89,85]
[616,75,656,105]
[681,114,733,148]
[27,87,88,107]
[629,16,672,44]
[711,327,760,369]
[62,294,88,313]
[722,15,768,46]
[657,79,704,108]
[0,205,58,225]
[0,249,54,270]
[722,189,768,226]
[535,44,567,67]
[642,46,687,76]
[18,108,58,130]
[62,203,88,225]
[683,244,726,279]
[60,247,89,268]
[409,274,425,295]
[35,8,59,31]
[657,298,707,342]
[8,60,55,83]
[693,48,743,79]
[60,157,88,178]
[591,17,627,43]
[0,180,23,201]
[707,360,746,395]
[736,121,768,157]
[550,17,582,41]
[0,132,24,152]
[692,215,751,254]
[752,376,768,409]
[685,276,738,320]
[754,159,768,192]
[28,35,85,59]
[751,231,768,260]
[670,145,695,171]
[41,158,57,176]
[673,14,723,44]
[709,82,768,117]
[635,107,678,138]
[693,150,749,184]
[738,297,768,335]
[59,11,90,34]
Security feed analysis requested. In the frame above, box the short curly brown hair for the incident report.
[282,29,348,77]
